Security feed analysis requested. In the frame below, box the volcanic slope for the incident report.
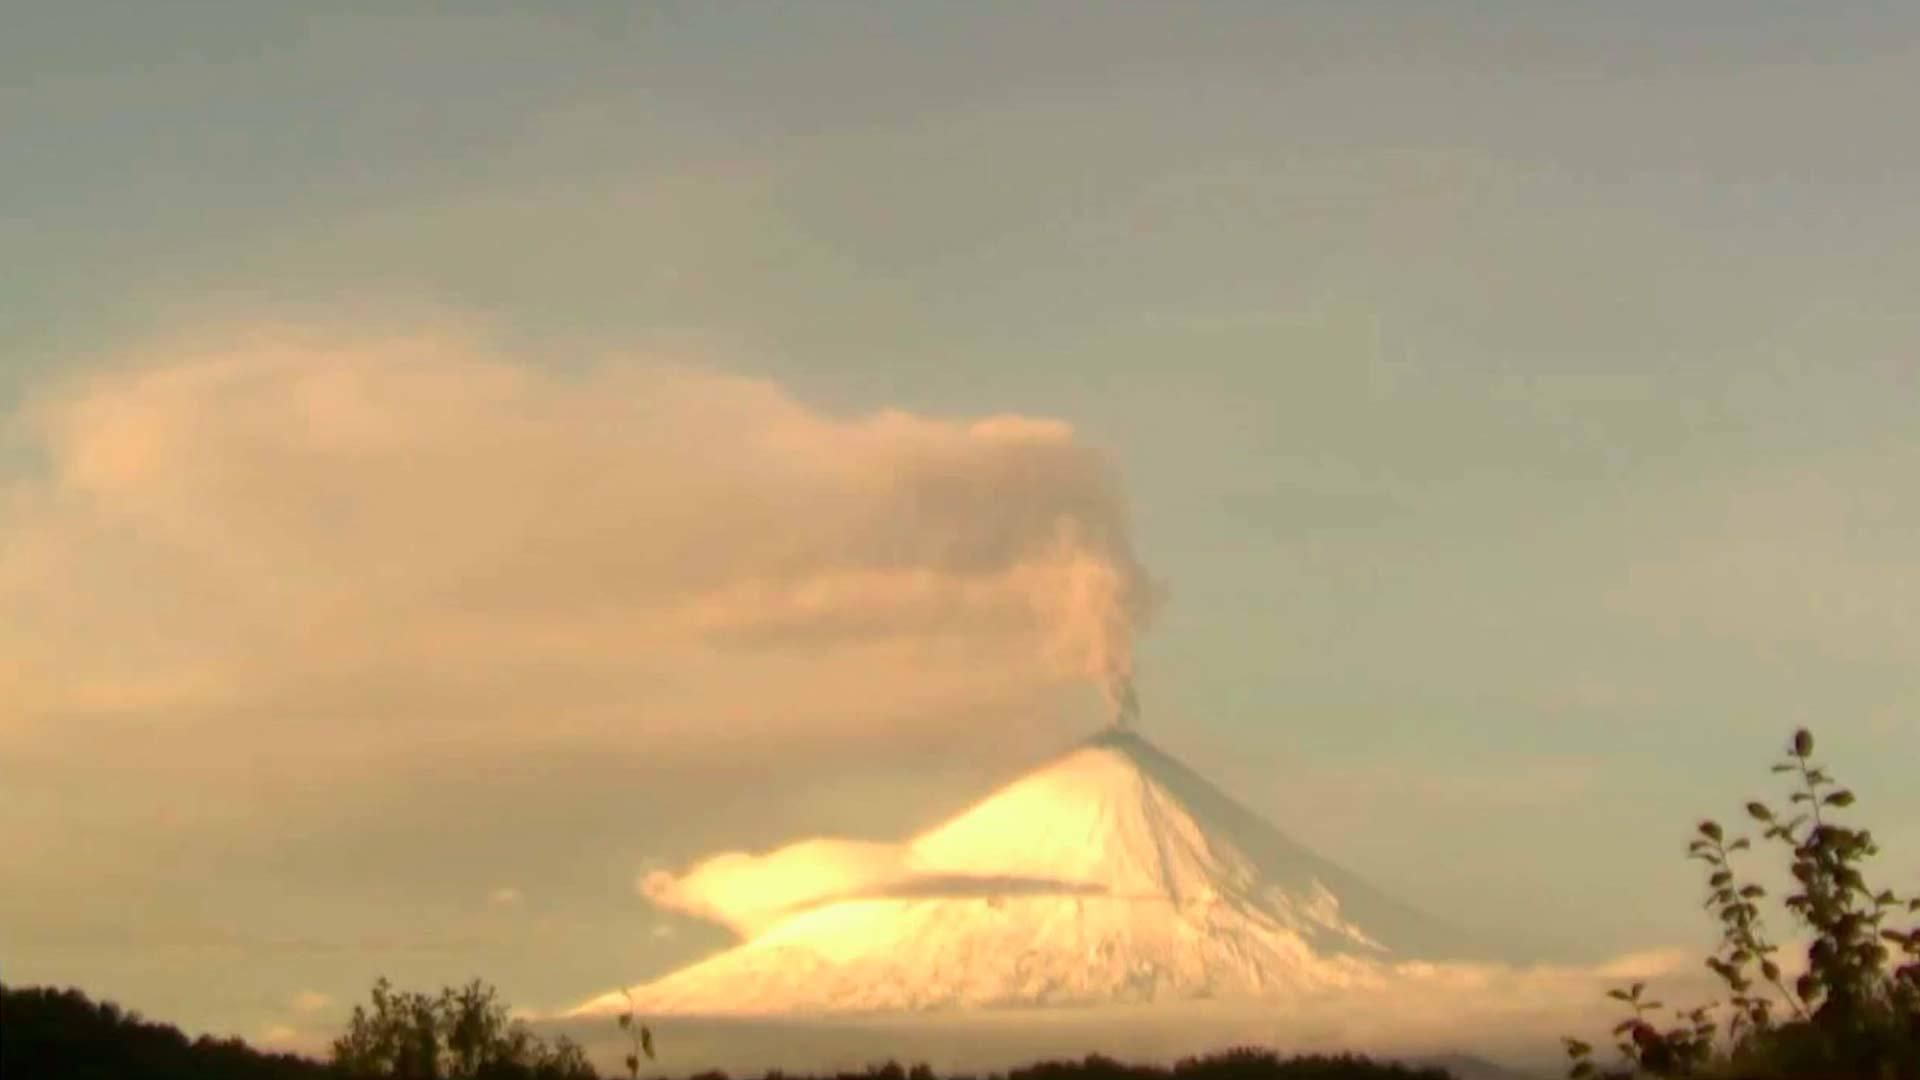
[575,728,1485,1017]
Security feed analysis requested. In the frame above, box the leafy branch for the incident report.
[617,988,655,1080]
[1564,728,1920,1080]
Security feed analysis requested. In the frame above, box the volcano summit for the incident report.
[574,728,1485,1018]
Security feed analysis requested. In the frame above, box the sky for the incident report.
[5,0,1920,1060]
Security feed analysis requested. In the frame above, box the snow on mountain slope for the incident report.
[573,728,1486,1018]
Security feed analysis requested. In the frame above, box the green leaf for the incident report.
[1824,790,1855,808]
[618,1013,631,1029]
[1745,802,1773,821]
[1792,729,1814,757]
[1699,821,1723,841]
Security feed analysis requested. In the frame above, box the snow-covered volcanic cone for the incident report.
[573,728,1487,1017]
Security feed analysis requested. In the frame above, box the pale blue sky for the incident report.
[4,0,1920,1048]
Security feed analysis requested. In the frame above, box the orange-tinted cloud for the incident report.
[0,327,1155,770]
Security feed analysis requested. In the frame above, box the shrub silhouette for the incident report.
[1563,727,1920,1079]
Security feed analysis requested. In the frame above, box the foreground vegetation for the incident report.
[0,979,602,1080]
[1,985,332,1080]
[1564,728,1920,1079]
[2,980,1461,1080]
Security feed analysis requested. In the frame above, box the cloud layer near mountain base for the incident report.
[538,948,1714,1078]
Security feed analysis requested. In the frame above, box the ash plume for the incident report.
[1018,511,1159,733]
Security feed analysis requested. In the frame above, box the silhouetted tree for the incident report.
[331,977,596,1080]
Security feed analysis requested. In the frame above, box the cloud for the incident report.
[256,1021,331,1056]
[0,326,1155,772]
[1591,946,1694,980]
[640,839,907,937]
[638,837,1114,939]
[288,990,334,1016]
[540,947,1731,1075]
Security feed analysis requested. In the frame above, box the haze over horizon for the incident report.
[5,0,1920,1063]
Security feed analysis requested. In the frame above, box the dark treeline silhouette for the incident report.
[665,1052,1454,1080]
[1,984,333,1080]
[1008,1049,1453,1080]
[2,981,1460,1080]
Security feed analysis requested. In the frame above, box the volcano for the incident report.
[573,728,1486,1017]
